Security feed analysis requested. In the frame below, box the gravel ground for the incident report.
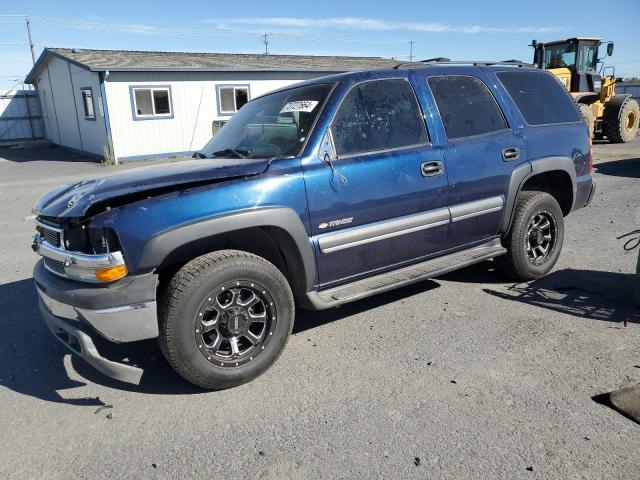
[0,141,639,479]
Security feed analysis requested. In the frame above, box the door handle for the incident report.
[420,161,443,177]
[502,147,520,161]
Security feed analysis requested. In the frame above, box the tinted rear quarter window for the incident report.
[428,75,507,139]
[497,71,581,125]
[331,78,427,156]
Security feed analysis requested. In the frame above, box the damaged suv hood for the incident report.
[35,157,270,218]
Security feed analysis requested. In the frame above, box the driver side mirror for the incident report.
[607,42,614,56]
[318,129,336,162]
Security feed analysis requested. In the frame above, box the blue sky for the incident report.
[1,0,639,90]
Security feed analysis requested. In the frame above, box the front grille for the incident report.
[44,258,65,275]
[43,229,61,247]
[36,220,63,248]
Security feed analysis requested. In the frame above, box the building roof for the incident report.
[25,47,401,83]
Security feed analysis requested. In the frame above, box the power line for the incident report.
[0,14,404,47]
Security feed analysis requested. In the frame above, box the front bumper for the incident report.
[39,301,145,384]
[34,259,159,384]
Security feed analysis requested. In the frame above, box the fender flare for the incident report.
[501,156,577,233]
[136,207,317,291]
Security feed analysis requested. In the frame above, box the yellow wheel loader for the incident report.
[532,37,639,142]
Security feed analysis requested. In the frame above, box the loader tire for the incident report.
[578,104,594,139]
[605,97,639,143]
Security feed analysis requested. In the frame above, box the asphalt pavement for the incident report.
[0,141,639,479]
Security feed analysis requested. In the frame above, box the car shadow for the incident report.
[436,259,507,285]
[0,278,202,403]
[594,157,640,179]
[293,279,440,334]
[484,269,639,325]
[0,276,440,401]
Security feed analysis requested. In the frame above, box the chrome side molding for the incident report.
[316,195,505,254]
[450,196,504,223]
[318,207,450,254]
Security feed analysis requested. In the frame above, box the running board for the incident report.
[306,238,506,310]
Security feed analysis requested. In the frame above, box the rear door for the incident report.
[303,76,450,287]
[426,73,525,248]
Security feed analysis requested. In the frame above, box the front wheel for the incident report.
[159,250,295,390]
[605,98,639,143]
[496,191,564,281]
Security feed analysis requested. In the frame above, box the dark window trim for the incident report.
[495,70,582,128]
[329,77,431,160]
[80,87,96,121]
[426,74,510,141]
[129,85,174,121]
[216,84,251,117]
[332,142,430,161]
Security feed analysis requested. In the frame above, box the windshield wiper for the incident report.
[192,151,206,159]
[209,148,250,159]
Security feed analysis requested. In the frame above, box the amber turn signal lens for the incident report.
[94,264,128,282]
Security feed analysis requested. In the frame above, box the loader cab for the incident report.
[532,38,608,94]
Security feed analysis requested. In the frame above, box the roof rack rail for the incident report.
[393,59,534,70]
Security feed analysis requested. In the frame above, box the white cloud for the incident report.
[211,17,562,35]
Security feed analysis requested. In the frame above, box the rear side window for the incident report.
[428,75,507,139]
[331,78,427,157]
[497,71,581,125]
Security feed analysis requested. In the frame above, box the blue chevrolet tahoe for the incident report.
[32,63,595,389]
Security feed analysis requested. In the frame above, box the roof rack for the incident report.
[393,59,534,70]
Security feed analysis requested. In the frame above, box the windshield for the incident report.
[199,82,334,160]
[577,43,598,73]
[544,42,577,69]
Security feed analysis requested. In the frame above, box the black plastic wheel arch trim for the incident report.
[137,207,317,291]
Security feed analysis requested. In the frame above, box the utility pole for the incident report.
[409,40,415,63]
[262,33,269,55]
[26,17,36,65]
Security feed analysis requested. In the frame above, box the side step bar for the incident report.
[306,238,506,310]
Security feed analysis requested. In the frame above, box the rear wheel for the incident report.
[605,98,639,143]
[159,250,295,390]
[496,191,564,281]
[578,103,594,139]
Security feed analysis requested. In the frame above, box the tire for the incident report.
[496,191,564,281]
[159,250,295,390]
[604,97,639,143]
[578,103,594,139]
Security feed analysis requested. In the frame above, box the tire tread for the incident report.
[159,250,293,389]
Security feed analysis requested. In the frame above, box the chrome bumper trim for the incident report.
[36,287,159,343]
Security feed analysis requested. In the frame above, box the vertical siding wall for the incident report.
[0,90,43,143]
[103,71,324,160]
[34,56,107,156]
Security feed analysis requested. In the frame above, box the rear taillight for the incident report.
[588,137,593,173]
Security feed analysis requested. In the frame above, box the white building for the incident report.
[25,48,397,162]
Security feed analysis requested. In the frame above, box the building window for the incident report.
[217,85,249,115]
[130,86,173,120]
[80,88,95,120]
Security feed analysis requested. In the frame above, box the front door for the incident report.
[303,77,450,287]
